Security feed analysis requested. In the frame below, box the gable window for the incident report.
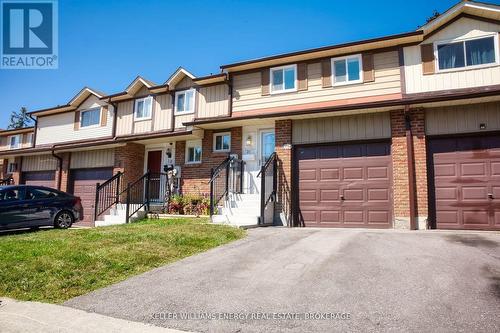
[270,65,297,93]
[134,96,153,120]
[80,108,101,128]
[175,89,195,115]
[8,135,20,149]
[436,35,497,71]
[186,140,202,164]
[332,54,362,85]
[213,132,231,152]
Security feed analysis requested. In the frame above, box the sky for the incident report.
[0,0,492,126]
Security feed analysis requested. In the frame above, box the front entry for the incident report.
[296,141,393,228]
[147,150,163,202]
[243,127,275,194]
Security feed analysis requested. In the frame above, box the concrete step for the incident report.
[212,214,260,228]
[219,207,260,216]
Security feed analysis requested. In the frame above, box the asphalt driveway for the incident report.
[65,228,500,332]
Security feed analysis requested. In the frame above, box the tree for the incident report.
[7,107,33,129]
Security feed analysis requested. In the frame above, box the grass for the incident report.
[0,218,245,303]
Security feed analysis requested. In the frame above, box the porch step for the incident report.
[96,205,147,227]
[212,193,261,228]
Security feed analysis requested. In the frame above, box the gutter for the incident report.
[28,114,37,147]
[51,148,63,191]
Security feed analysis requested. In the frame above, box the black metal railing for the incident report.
[148,172,172,212]
[124,172,150,224]
[0,176,13,186]
[209,157,245,216]
[257,152,277,225]
[94,172,124,221]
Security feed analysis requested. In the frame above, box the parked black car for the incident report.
[0,185,82,230]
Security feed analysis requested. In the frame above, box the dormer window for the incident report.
[8,135,20,149]
[175,89,195,115]
[80,107,101,128]
[134,96,153,120]
[436,35,497,71]
[270,65,297,93]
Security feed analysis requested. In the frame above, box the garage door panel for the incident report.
[368,210,391,224]
[299,169,317,181]
[320,168,339,180]
[368,188,389,201]
[22,171,55,188]
[320,189,339,201]
[320,211,340,223]
[367,166,389,179]
[429,135,500,231]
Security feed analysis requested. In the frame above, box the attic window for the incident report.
[175,89,195,115]
[436,35,497,71]
[80,108,101,128]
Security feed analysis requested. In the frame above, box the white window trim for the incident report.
[185,140,202,164]
[331,54,363,86]
[174,89,196,115]
[8,135,21,149]
[434,32,500,74]
[26,133,34,145]
[270,64,297,94]
[79,107,102,129]
[213,132,231,152]
[134,96,153,121]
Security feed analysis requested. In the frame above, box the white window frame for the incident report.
[270,64,297,94]
[26,132,34,145]
[331,54,363,86]
[213,132,231,152]
[7,162,17,173]
[79,107,101,128]
[134,96,153,121]
[185,140,202,164]
[434,33,500,73]
[8,135,21,149]
[174,89,196,115]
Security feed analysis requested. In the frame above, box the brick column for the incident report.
[56,153,71,192]
[275,119,292,226]
[411,108,428,229]
[114,143,145,187]
[1,159,7,179]
[391,110,410,229]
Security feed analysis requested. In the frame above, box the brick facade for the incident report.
[54,153,70,192]
[10,157,22,185]
[275,119,292,226]
[176,127,242,196]
[411,108,428,229]
[114,142,145,187]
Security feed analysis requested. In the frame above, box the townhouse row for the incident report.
[1,0,500,230]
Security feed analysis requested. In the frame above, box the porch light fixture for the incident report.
[246,135,253,146]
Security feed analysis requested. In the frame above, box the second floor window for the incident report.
[9,135,20,149]
[332,54,362,85]
[80,108,101,128]
[134,96,153,120]
[270,65,296,93]
[175,89,195,115]
[437,35,497,71]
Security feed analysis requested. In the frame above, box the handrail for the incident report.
[259,152,277,225]
[94,172,124,221]
[209,156,245,216]
[256,152,277,178]
[0,176,13,186]
[125,172,150,223]
[208,157,231,184]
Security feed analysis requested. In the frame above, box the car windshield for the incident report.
[25,188,60,200]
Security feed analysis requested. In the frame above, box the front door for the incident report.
[147,150,163,202]
[245,129,275,194]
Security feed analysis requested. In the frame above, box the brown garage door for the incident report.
[69,168,113,226]
[22,171,55,188]
[296,141,392,228]
[428,135,500,231]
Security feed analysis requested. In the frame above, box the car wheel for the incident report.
[54,211,74,229]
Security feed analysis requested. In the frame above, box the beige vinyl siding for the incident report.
[134,119,152,134]
[21,155,57,172]
[232,51,401,113]
[115,100,134,136]
[197,84,230,118]
[175,77,194,90]
[70,149,115,169]
[174,114,193,129]
[293,112,391,144]
[404,17,500,94]
[153,94,173,131]
[0,132,34,151]
[36,96,113,146]
[426,102,500,136]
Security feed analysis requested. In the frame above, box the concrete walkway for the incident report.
[65,228,500,333]
[0,298,186,333]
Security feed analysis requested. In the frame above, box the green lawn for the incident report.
[0,218,245,303]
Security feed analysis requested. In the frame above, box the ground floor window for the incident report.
[186,140,202,164]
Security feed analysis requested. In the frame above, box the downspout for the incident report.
[404,105,417,230]
[51,148,63,191]
[108,98,119,139]
[28,114,37,147]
